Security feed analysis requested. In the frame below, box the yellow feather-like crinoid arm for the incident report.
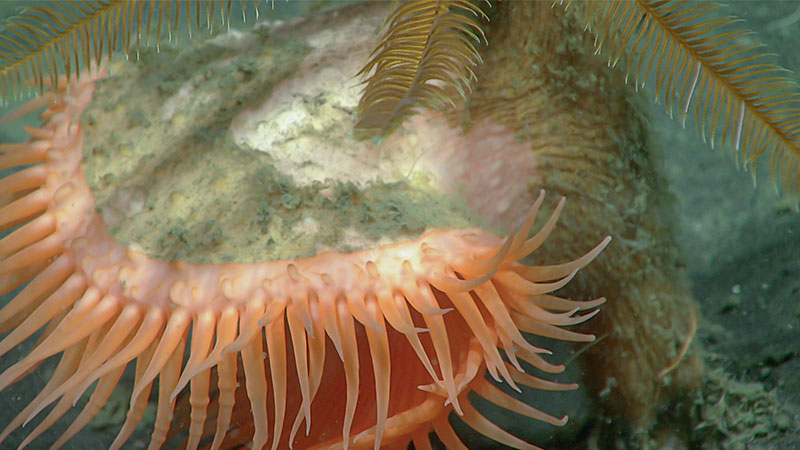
[353,0,490,142]
[0,0,263,103]
[561,0,800,197]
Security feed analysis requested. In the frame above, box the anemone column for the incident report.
[457,1,703,433]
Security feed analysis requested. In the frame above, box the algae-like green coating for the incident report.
[83,15,478,264]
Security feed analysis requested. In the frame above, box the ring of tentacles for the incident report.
[0,69,609,449]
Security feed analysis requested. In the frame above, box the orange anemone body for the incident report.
[0,45,608,450]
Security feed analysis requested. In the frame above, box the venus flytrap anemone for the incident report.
[0,61,611,450]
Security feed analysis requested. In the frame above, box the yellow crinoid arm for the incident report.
[353,0,490,142]
[562,0,800,197]
[0,0,263,103]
